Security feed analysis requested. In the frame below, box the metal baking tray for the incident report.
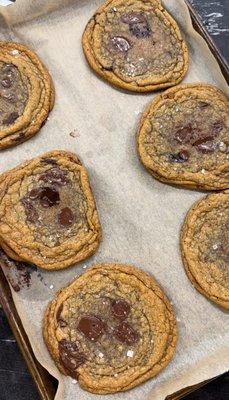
[0,1,228,399]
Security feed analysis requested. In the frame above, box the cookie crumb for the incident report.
[69,129,80,138]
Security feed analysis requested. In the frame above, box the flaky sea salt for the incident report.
[49,284,54,289]
[127,350,134,357]
[212,244,218,250]
[201,168,206,174]
[11,49,19,55]
[98,352,104,358]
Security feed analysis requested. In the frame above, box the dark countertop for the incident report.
[0,1,228,399]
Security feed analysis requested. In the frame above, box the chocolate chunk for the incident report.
[1,92,17,103]
[121,12,146,24]
[59,339,86,379]
[39,187,60,208]
[3,111,19,125]
[77,315,107,341]
[1,76,13,88]
[12,132,25,144]
[111,299,130,320]
[174,123,193,144]
[130,21,151,38]
[212,119,224,133]
[193,136,216,154]
[2,63,15,74]
[39,168,69,186]
[41,158,58,165]
[169,150,190,163]
[199,101,209,108]
[111,36,131,52]
[22,198,38,223]
[114,321,139,345]
[28,188,42,200]
[58,207,74,227]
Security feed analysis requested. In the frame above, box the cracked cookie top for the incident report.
[137,83,229,190]
[43,263,177,394]
[82,0,188,92]
[0,150,101,270]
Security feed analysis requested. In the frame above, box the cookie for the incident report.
[43,263,177,394]
[181,191,229,309]
[0,150,101,270]
[137,83,229,190]
[0,41,54,149]
[82,0,188,92]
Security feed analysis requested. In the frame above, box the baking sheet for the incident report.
[0,1,228,399]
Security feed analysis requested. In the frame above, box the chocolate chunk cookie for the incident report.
[43,263,177,394]
[181,191,229,309]
[0,150,101,270]
[82,0,188,92]
[137,83,229,190]
[0,41,54,149]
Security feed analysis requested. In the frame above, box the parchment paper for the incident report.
[0,1,228,399]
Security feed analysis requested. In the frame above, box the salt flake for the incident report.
[127,350,134,357]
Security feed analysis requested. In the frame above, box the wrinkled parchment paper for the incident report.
[0,1,228,399]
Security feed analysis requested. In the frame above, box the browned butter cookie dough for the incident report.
[0,41,54,149]
[137,83,229,190]
[43,263,177,394]
[82,0,188,92]
[0,150,101,270]
[181,191,229,309]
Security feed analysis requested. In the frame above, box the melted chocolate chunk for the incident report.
[3,111,19,125]
[28,188,42,200]
[121,11,146,24]
[111,299,131,320]
[193,136,216,154]
[39,187,60,208]
[39,168,69,186]
[169,150,190,163]
[121,11,151,38]
[111,36,131,52]
[78,316,107,341]
[58,207,74,227]
[130,21,151,38]
[22,198,38,223]
[174,124,193,144]
[1,76,13,88]
[59,339,86,378]
[114,321,139,345]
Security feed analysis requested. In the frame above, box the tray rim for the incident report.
[0,1,228,399]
